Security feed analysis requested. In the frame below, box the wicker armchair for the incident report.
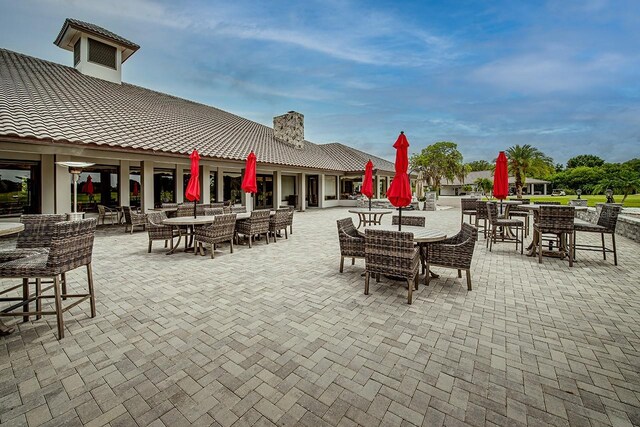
[508,199,530,237]
[336,218,365,272]
[574,204,621,265]
[204,207,225,216]
[269,209,290,242]
[364,229,420,304]
[533,206,575,266]
[146,211,179,253]
[176,204,195,217]
[460,198,478,227]
[392,215,425,227]
[123,206,146,233]
[424,224,478,290]
[286,206,294,234]
[486,202,524,253]
[194,213,237,259]
[97,204,118,225]
[235,209,270,248]
[0,219,97,339]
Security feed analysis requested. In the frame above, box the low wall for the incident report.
[576,205,640,243]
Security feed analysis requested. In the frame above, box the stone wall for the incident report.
[273,111,304,149]
[576,204,640,243]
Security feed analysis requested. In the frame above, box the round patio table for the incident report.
[0,222,25,336]
[348,208,393,228]
[162,216,216,254]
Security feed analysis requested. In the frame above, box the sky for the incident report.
[1,0,639,164]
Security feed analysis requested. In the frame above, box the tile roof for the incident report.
[54,18,140,52]
[319,143,395,173]
[0,48,392,173]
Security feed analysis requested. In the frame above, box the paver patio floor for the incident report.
[1,207,639,426]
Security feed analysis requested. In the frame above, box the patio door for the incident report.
[255,174,273,209]
[306,175,319,207]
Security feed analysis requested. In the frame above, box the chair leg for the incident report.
[376,273,380,282]
[211,244,215,259]
[148,240,152,253]
[457,269,462,278]
[538,233,543,264]
[414,271,419,290]
[407,279,413,304]
[272,231,277,243]
[284,229,288,239]
[425,263,430,286]
[266,232,269,244]
[164,240,168,248]
[364,271,370,295]
[601,233,606,260]
[87,264,96,318]
[568,233,573,267]
[53,275,64,339]
[248,235,252,248]
[22,278,29,323]
[351,258,355,265]
[35,279,42,320]
[61,273,67,300]
[466,270,472,290]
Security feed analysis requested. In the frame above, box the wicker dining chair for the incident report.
[176,204,194,217]
[486,202,524,254]
[231,206,247,214]
[97,204,118,225]
[533,206,575,266]
[364,229,420,304]
[574,204,621,265]
[424,224,478,290]
[269,208,290,242]
[392,215,425,227]
[286,206,294,234]
[204,207,225,216]
[336,218,365,272]
[0,219,97,339]
[146,211,179,253]
[475,201,489,239]
[235,209,270,248]
[123,206,146,233]
[460,198,478,227]
[194,213,237,259]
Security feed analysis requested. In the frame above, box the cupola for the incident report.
[54,18,139,84]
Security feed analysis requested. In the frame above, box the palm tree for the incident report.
[505,145,554,198]
[474,177,493,198]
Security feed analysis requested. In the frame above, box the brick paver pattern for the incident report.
[1,207,639,426]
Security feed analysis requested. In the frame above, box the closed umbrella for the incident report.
[132,181,139,198]
[185,149,201,217]
[241,151,258,196]
[82,175,94,195]
[493,151,509,213]
[361,160,374,211]
[386,131,412,230]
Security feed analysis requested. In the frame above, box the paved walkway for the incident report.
[1,208,639,426]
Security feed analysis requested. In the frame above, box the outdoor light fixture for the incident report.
[56,161,95,217]
[576,189,582,199]
[605,188,614,204]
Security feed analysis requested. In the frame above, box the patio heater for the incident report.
[56,161,95,220]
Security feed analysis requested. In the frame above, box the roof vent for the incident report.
[54,18,140,84]
[273,111,304,149]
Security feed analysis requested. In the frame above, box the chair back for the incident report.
[533,201,561,205]
[176,204,194,217]
[46,219,97,274]
[475,201,489,220]
[17,214,67,249]
[392,215,425,227]
[147,211,168,227]
[460,223,479,242]
[213,213,237,237]
[509,199,530,212]
[337,218,364,256]
[123,206,134,224]
[286,206,294,226]
[365,229,417,278]
[486,202,499,225]
[204,207,225,216]
[210,202,224,209]
[597,204,621,232]
[97,205,106,216]
[161,203,178,209]
[271,208,289,227]
[460,198,478,211]
[231,206,247,213]
[537,206,575,233]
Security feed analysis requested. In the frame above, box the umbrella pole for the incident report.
[398,207,402,231]
[194,200,197,218]
[368,197,372,211]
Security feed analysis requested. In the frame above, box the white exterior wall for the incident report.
[75,35,123,84]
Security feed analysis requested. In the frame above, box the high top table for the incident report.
[348,208,393,228]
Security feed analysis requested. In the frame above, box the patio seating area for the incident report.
[1,207,639,426]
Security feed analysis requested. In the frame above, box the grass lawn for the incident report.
[503,194,640,207]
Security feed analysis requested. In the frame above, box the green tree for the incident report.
[623,158,640,173]
[474,177,493,198]
[566,154,604,169]
[593,164,640,203]
[411,142,465,195]
[550,166,603,194]
[466,160,492,171]
[505,144,555,198]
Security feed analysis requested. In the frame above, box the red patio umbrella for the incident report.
[185,149,201,217]
[81,175,94,195]
[132,181,139,197]
[241,151,258,194]
[361,160,374,211]
[493,151,509,212]
[386,131,412,230]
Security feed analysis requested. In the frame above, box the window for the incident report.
[379,177,387,198]
[223,172,242,205]
[88,38,116,69]
[73,39,80,66]
[281,175,296,202]
[340,177,362,199]
[154,168,175,207]
[75,165,119,212]
[129,168,141,208]
[0,161,40,216]
[324,175,337,200]
[209,171,217,202]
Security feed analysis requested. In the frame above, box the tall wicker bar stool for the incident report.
[475,202,489,239]
[508,199,531,237]
[460,198,478,227]
[574,204,621,265]
[337,218,365,272]
[486,202,524,254]
[533,206,575,266]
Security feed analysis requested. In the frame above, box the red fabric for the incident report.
[361,160,374,199]
[241,151,258,193]
[387,132,412,208]
[82,175,94,195]
[132,181,139,197]
[493,151,509,200]
[185,150,201,202]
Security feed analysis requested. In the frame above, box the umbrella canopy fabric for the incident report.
[386,132,412,208]
[82,175,94,195]
[185,150,201,202]
[493,151,509,200]
[132,181,139,197]
[241,151,258,193]
[361,160,374,199]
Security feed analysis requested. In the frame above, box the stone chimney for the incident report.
[273,111,304,149]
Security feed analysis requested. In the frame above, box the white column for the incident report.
[374,175,380,199]
[120,160,130,207]
[176,164,184,203]
[41,154,55,214]
[141,161,154,212]
[300,172,306,211]
[201,165,211,204]
[318,173,325,208]
[54,155,71,214]
[543,183,547,195]
[273,171,281,209]
[216,168,224,202]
